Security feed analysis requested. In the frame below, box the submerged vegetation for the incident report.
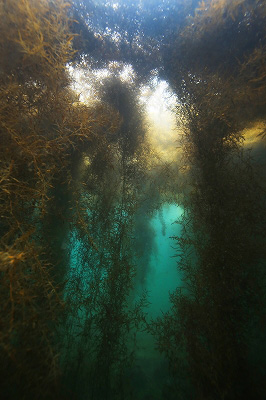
[0,0,265,399]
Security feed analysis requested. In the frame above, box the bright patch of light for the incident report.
[67,62,136,105]
[111,31,122,43]
[67,64,183,162]
[119,64,135,83]
[243,121,266,146]
[67,65,113,104]
[67,65,93,103]
[148,81,176,115]
[140,79,177,124]
[140,79,181,160]
[94,68,111,80]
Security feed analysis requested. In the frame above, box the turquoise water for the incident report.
[129,204,184,399]
[67,203,184,311]
[147,204,183,317]
[65,203,184,398]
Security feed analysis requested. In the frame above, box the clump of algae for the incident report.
[0,1,119,398]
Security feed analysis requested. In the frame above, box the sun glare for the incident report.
[140,79,181,160]
[68,64,181,160]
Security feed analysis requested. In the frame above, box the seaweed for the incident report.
[1,1,266,399]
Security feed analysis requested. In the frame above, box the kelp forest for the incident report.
[0,0,266,399]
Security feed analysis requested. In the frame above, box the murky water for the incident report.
[1,1,265,399]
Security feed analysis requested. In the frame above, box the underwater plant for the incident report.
[0,1,119,398]
[1,1,265,399]
[150,1,266,399]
